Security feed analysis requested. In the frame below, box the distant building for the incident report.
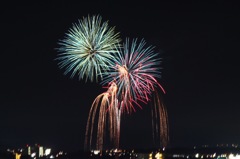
[39,146,44,157]
[24,144,51,159]
[28,146,31,156]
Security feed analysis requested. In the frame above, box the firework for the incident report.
[102,38,165,113]
[84,82,121,150]
[56,15,121,82]
[84,38,169,150]
[56,15,169,151]
[151,90,169,148]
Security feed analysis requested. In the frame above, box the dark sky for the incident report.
[1,0,240,152]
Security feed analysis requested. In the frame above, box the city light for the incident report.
[45,148,51,156]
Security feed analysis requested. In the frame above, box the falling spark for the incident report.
[84,82,121,150]
[151,90,169,148]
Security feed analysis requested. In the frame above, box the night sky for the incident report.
[1,1,240,152]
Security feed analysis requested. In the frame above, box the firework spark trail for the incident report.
[84,82,121,150]
[151,96,158,146]
[56,15,121,82]
[158,98,169,148]
[152,90,169,148]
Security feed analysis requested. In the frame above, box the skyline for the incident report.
[1,1,240,151]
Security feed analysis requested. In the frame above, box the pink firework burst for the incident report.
[102,38,165,113]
